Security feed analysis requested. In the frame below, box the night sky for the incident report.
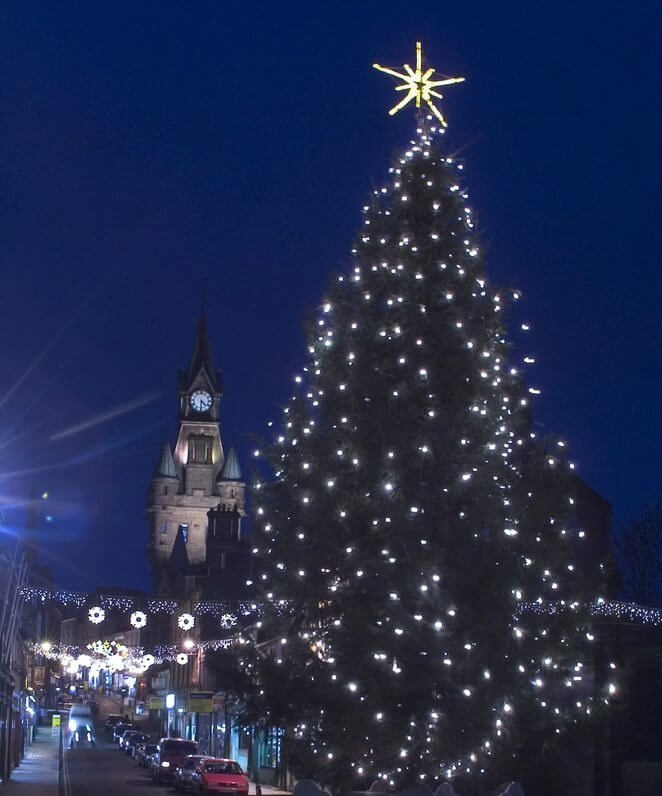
[1,2,660,591]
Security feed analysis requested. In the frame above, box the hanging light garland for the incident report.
[19,587,258,624]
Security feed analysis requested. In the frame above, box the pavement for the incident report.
[251,785,291,795]
[0,726,61,796]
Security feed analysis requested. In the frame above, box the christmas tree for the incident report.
[250,43,607,793]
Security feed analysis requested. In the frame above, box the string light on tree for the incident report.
[246,42,606,794]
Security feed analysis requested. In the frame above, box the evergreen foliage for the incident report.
[249,120,605,792]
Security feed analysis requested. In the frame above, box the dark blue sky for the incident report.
[1,1,660,590]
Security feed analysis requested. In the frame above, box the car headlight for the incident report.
[161,761,170,768]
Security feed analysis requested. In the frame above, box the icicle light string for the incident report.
[19,587,260,622]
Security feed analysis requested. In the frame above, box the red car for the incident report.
[150,738,199,784]
[190,758,249,795]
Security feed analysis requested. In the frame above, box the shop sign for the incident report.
[212,692,225,712]
[188,691,214,713]
[32,666,45,686]
[149,696,165,710]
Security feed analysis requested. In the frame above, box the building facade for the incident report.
[148,312,246,583]
[142,314,280,777]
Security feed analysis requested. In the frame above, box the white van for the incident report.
[68,703,93,732]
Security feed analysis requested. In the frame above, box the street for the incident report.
[62,700,286,796]
[64,695,172,796]
[66,723,167,796]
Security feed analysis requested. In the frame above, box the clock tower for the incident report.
[148,312,245,578]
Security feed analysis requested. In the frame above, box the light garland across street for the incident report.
[29,598,662,689]
[33,636,237,670]
[22,585,662,627]
[19,586,261,627]
[519,598,662,625]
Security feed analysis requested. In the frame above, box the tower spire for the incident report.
[200,274,207,316]
[188,309,219,390]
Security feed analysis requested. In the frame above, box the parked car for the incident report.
[125,731,150,757]
[173,755,210,792]
[129,737,147,759]
[119,729,136,750]
[145,745,160,773]
[104,714,124,734]
[113,722,135,743]
[190,758,249,795]
[136,742,158,767]
[150,738,199,784]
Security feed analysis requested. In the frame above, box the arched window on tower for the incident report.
[188,434,213,464]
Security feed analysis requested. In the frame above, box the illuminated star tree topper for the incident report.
[373,41,465,126]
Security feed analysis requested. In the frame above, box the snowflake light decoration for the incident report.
[130,611,147,629]
[219,613,237,629]
[108,654,124,671]
[142,654,155,668]
[176,652,188,665]
[177,613,195,631]
[88,606,105,624]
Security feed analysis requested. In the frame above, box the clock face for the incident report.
[190,390,213,412]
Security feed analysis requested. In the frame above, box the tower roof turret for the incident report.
[154,443,178,479]
[167,524,190,575]
[217,446,242,481]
